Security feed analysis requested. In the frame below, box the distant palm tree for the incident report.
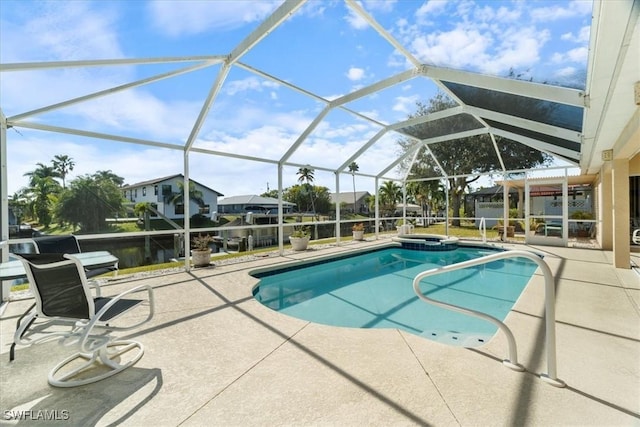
[28,176,59,227]
[297,167,316,215]
[52,154,75,188]
[93,170,125,186]
[24,163,58,187]
[348,162,359,214]
[168,180,205,212]
[8,189,29,224]
[379,180,402,216]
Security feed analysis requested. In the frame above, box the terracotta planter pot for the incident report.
[191,249,211,267]
[497,226,515,237]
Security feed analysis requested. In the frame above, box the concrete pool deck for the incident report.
[1,238,639,426]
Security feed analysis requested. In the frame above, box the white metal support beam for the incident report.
[463,105,583,143]
[490,133,507,172]
[186,0,305,153]
[490,128,580,164]
[227,0,305,66]
[0,56,225,72]
[422,66,586,107]
[184,63,231,151]
[330,69,420,107]
[422,128,490,146]
[345,0,422,68]
[280,105,332,163]
[9,61,217,122]
[12,121,186,151]
[335,106,465,173]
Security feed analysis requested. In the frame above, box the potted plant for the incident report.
[191,233,214,267]
[495,219,515,237]
[529,219,542,236]
[570,211,594,237]
[352,223,365,241]
[289,226,310,251]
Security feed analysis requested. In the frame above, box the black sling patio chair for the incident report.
[32,235,119,278]
[11,253,154,387]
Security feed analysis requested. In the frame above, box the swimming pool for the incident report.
[252,245,539,347]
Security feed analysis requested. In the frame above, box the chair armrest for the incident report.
[79,284,155,354]
[633,229,640,245]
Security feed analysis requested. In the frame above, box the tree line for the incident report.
[9,155,126,233]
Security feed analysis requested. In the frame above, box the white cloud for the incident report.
[561,26,591,43]
[346,67,366,81]
[530,0,592,22]
[392,95,420,114]
[345,6,369,30]
[411,27,492,69]
[1,1,122,62]
[148,0,281,37]
[567,46,588,62]
[363,0,397,13]
[480,27,550,74]
[225,77,280,96]
[555,66,577,77]
[416,0,449,19]
[550,46,588,64]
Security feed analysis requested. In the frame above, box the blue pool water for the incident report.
[252,246,538,347]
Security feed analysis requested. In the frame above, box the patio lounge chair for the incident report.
[32,235,119,277]
[11,253,154,387]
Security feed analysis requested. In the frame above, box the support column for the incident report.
[1,110,8,302]
[517,187,524,218]
[599,163,613,250]
[612,159,630,268]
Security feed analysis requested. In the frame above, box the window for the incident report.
[123,190,127,198]
[162,185,172,196]
[134,189,137,198]
[200,205,210,214]
[154,185,158,196]
[175,204,184,215]
[142,186,146,197]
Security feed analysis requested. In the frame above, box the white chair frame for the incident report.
[13,254,154,387]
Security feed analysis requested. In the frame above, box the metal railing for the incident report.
[412,250,566,387]
[479,217,487,243]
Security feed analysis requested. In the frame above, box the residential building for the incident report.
[121,174,223,219]
[218,195,295,215]
[330,191,371,214]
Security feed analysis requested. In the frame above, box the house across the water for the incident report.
[121,174,223,220]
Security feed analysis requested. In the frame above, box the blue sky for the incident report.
[0,0,592,198]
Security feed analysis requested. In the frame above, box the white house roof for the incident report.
[330,191,372,205]
[121,174,223,196]
[219,195,295,206]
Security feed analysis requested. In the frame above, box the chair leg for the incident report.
[48,340,144,388]
[10,303,37,362]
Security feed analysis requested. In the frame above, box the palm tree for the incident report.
[348,162,359,214]
[24,163,58,187]
[296,167,316,215]
[167,180,205,213]
[52,154,75,188]
[8,189,29,225]
[28,176,59,227]
[378,180,402,217]
[93,170,125,186]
